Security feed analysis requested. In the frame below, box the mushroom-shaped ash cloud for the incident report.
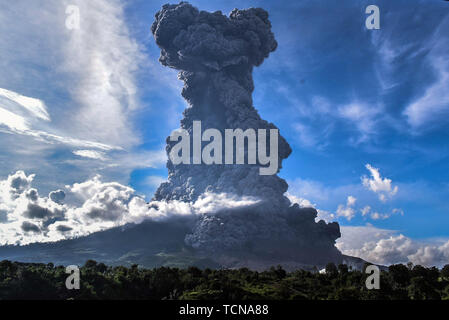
[151,2,343,268]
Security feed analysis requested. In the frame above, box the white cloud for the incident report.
[369,208,404,220]
[288,173,404,222]
[73,150,107,160]
[361,205,371,216]
[362,164,398,202]
[336,195,357,221]
[287,92,382,149]
[402,15,449,132]
[0,88,50,121]
[315,209,336,223]
[346,195,356,206]
[0,87,119,151]
[0,0,143,148]
[286,193,314,208]
[61,0,144,148]
[338,225,449,267]
[0,170,259,245]
[404,60,449,130]
[369,211,389,220]
[338,102,381,143]
[335,195,403,221]
[287,193,336,223]
[408,241,449,267]
[370,7,449,135]
[0,107,29,132]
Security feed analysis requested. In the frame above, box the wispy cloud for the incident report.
[401,18,449,132]
[403,59,449,131]
[336,195,357,221]
[0,87,118,151]
[337,102,382,144]
[0,88,50,121]
[362,164,398,202]
[61,0,145,148]
[73,150,107,160]
[0,1,163,190]
[285,91,382,149]
[370,7,449,135]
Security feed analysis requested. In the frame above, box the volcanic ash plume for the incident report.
[151,2,342,268]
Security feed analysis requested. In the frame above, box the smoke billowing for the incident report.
[151,2,343,268]
[152,2,291,204]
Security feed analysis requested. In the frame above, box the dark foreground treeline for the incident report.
[1,260,449,300]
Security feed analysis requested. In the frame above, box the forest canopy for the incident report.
[1,260,449,300]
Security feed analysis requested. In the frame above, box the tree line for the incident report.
[1,260,449,300]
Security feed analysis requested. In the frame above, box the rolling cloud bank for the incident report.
[0,170,448,267]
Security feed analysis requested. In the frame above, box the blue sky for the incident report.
[0,0,448,266]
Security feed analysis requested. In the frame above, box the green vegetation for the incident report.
[1,260,449,300]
